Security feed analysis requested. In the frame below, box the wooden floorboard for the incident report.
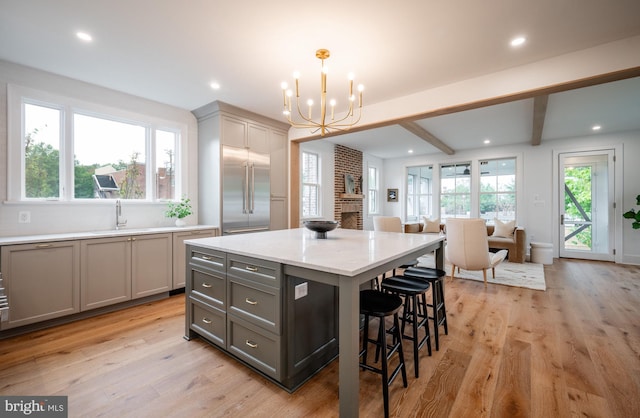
[1,258,639,417]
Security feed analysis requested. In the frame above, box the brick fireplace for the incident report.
[334,144,363,230]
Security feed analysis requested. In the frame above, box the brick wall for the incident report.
[334,144,363,230]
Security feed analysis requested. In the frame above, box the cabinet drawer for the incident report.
[189,246,225,273]
[228,315,280,380]
[228,255,280,288]
[189,298,226,349]
[228,278,280,334]
[190,267,225,309]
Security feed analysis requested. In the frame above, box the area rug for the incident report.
[416,256,546,291]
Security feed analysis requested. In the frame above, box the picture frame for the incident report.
[387,188,398,202]
[344,174,356,194]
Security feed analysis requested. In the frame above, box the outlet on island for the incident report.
[18,211,31,223]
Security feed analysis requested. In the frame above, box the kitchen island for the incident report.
[184,227,445,417]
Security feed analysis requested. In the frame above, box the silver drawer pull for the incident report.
[201,255,213,260]
[245,340,258,349]
[245,298,258,305]
[245,266,258,272]
[35,244,52,248]
[202,317,212,324]
[201,283,213,288]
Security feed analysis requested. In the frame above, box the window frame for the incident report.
[405,165,433,222]
[301,150,321,218]
[7,84,185,203]
[479,157,517,224]
[368,165,379,215]
[440,162,472,220]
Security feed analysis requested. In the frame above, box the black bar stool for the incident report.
[360,289,408,418]
[380,277,432,378]
[403,267,448,351]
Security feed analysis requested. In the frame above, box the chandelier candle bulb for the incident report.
[281,49,364,136]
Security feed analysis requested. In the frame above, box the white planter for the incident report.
[175,218,186,227]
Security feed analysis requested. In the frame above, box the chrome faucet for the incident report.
[115,200,127,230]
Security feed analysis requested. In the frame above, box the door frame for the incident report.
[552,144,623,263]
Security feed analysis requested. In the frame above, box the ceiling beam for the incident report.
[398,121,455,155]
[531,95,549,146]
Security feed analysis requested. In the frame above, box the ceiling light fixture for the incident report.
[510,36,526,47]
[210,82,220,90]
[592,125,602,131]
[76,31,93,42]
[483,139,491,144]
[281,49,364,136]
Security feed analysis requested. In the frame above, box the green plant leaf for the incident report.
[636,194,640,205]
[623,209,636,219]
[633,221,640,229]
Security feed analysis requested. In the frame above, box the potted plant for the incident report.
[166,196,193,226]
[623,194,640,229]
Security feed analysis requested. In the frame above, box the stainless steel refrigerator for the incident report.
[222,145,270,235]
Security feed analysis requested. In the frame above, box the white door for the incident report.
[559,150,615,261]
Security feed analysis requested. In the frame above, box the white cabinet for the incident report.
[0,241,80,330]
[81,233,172,310]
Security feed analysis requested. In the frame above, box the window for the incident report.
[479,158,516,223]
[11,86,183,202]
[406,165,433,221]
[368,166,379,214]
[24,103,62,199]
[302,151,320,217]
[440,163,471,219]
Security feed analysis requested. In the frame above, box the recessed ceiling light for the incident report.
[408,149,413,154]
[210,82,220,90]
[592,125,601,131]
[483,139,491,144]
[510,36,526,47]
[76,31,93,42]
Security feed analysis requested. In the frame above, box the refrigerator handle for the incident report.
[243,162,249,214]
[250,162,255,214]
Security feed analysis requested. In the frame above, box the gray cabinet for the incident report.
[185,244,338,391]
[81,233,172,310]
[172,228,218,289]
[186,245,227,348]
[81,237,132,310]
[269,129,288,230]
[193,101,290,231]
[0,241,80,330]
[132,233,172,298]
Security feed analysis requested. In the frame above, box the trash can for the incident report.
[530,242,553,265]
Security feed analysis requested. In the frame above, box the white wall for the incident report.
[0,60,199,236]
[381,131,640,265]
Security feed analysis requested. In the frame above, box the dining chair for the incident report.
[372,216,418,279]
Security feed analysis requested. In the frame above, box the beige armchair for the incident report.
[446,218,507,286]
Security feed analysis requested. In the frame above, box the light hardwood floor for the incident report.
[1,258,639,417]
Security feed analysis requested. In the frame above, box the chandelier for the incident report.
[281,49,364,137]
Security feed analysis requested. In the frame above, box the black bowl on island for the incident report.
[303,220,339,239]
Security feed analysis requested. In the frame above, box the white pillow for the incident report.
[422,216,441,233]
[492,219,516,238]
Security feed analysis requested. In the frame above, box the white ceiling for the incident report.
[1,0,639,158]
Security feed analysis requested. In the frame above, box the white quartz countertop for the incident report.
[0,225,218,246]
[185,228,444,276]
